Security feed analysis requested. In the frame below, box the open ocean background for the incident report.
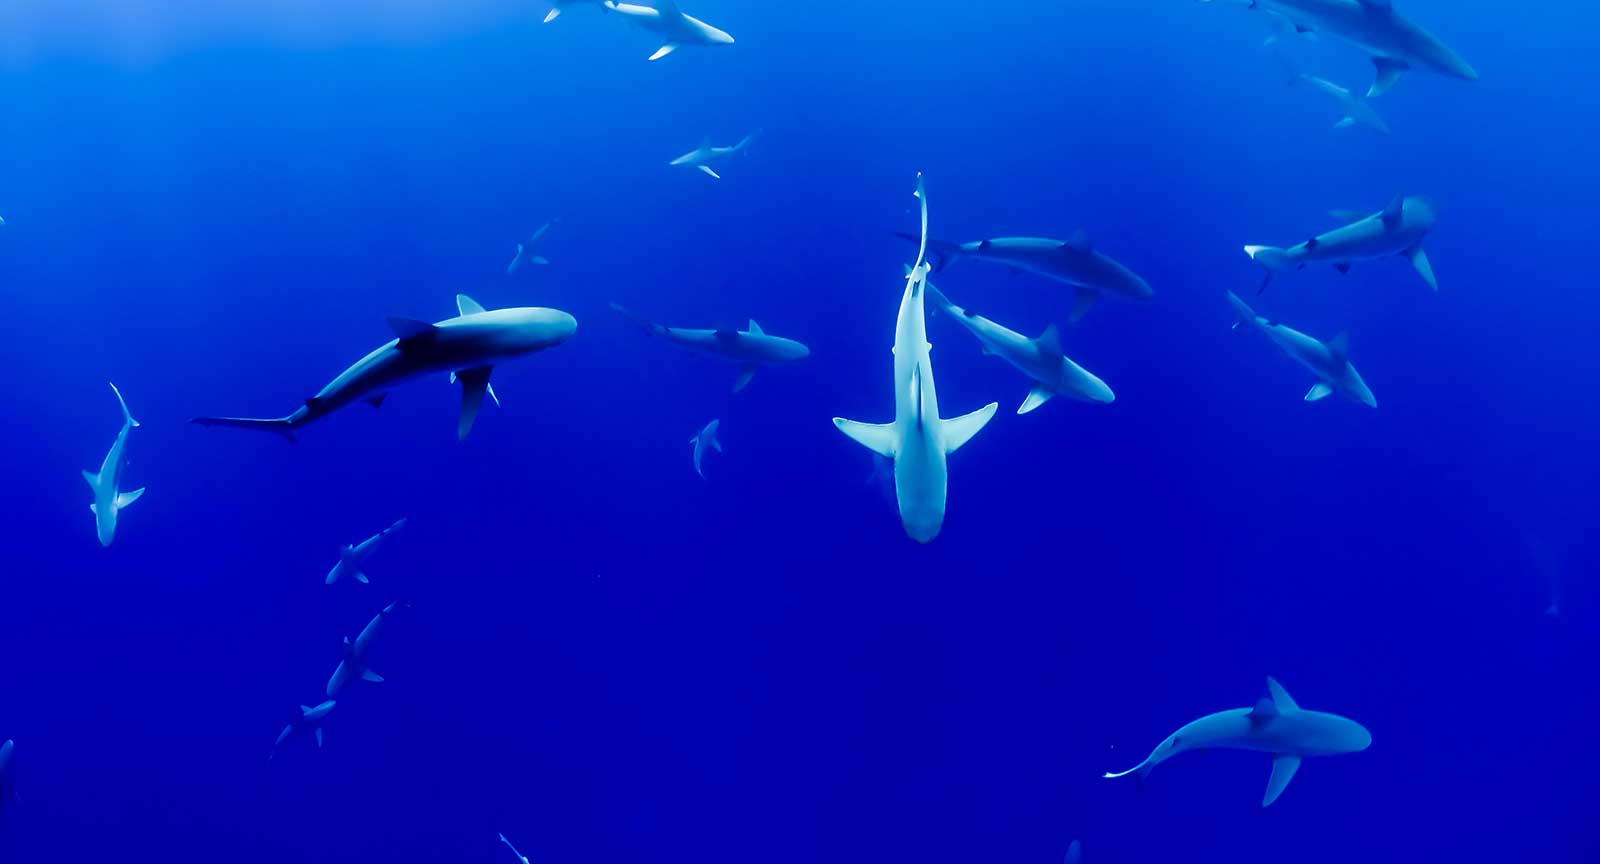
[0,1,1594,860]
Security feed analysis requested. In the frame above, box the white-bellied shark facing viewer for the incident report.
[1245,194,1437,292]
[690,419,722,478]
[1104,677,1371,807]
[670,131,758,180]
[192,295,576,441]
[925,277,1114,414]
[602,0,734,61]
[1227,292,1376,407]
[326,518,407,585]
[1203,0,1477,96]
[834,174,998,543]
[610,303,809,392]
[327,602,400,698]
[83,382,145,547]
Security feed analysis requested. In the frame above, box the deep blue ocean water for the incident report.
[0,1,1594,860]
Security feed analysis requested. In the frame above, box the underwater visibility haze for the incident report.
[0,0,1596,861]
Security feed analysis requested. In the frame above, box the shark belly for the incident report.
[893,428,947,543]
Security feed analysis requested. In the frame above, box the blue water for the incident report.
[0,0,1594,860]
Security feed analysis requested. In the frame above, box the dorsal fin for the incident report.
[1249,697,1280,727]
[1036,323,1063,356]
[1063,228,1092,254]
[1266,676,1300,711]
[656,0,683,19]
[1382,193,1405,230]
[456,294,488,316]
[747,319,764,336]
[386,316,437,343]
[1357,0,1392,12]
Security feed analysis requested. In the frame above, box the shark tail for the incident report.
[1103,757,1156,781]
[608,302,666,336]
[733,129,761,152]
[1243,245,1292,293]
[190,415,298,442]
[893,232,965,274]
[1225,290,1258,329]
[109,382,140,428]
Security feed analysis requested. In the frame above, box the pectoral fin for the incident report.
[1019,385,1055,415]
[115,487,145,509]
[732,364,758,393]
[1263,755,1302,807]
[648,42,680,61]
[455,367,494,440]
[833,418,896,458]
[1368,58,1408,97]
[697,165,721,180]
[942,402,999,454]
[1069,289,1098,323]
[1305,382,1333,402]
[1404,245,1437,291]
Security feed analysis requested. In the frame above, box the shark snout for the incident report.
[707,27,735,45]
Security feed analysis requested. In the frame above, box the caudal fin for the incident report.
[1225,290,1258,328]
[108,382,140,428]
[609,302,665,336]
[190,416,298,442]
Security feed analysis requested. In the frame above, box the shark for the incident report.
[83,382,145,547]
[270,700,337,760]
[1295,72,1390,133]
[499,832,532,864]
[834,174,998,543]
[924,277,1114,414]
[1227,291,1376,407]
[1065,840,1082,864]
[602,0,734,61]
[507,220,558,275]
[898,230,1153,322]
[1205,0,1476,96]
[326,518,407,586]
[192,295,576,441]
[669,131,758,180]
[610,303,809,392]
[1244,193,1437,292]
[0,739,14,811]
[542,0,608,23]
[1104,677,1372,807]
[326,602,399,698]
[690,419,722,478]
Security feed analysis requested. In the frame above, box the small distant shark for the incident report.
[690,419,722,478]
[1203,0,1477,96]
[610,303,810,392]
[83,382,145,547]
[603,0,735,61]
[1064,840,1082,864]
[542,0,608,23]
[899,230,1153,322]
[0,739,15,811]
[1294,72,1390,133]
[193,295,576,441]
[925,277,1114,414]
[326,518,407,586]
[498,832,532,864]
[270,700,337,760]
[327,602,399,698]
[1104,677,1372,807]
[670,131,758,180]
[507,220,558,275]
[1227,292,1376,407]
[1244,193,1437,292]
[835,174,997,543]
